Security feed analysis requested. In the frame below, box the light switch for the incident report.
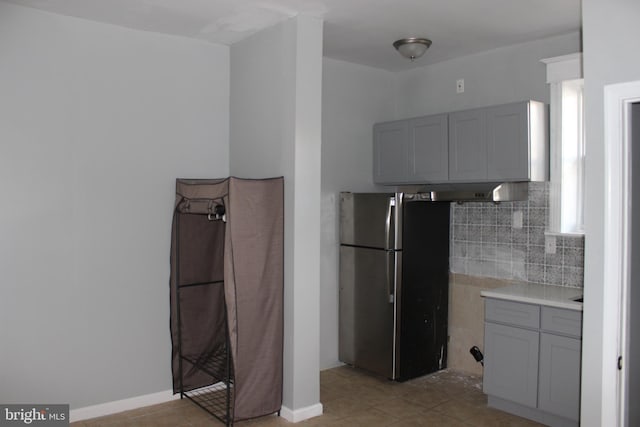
[545,235,557,254]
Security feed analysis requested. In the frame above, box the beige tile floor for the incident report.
[71,367,543,426]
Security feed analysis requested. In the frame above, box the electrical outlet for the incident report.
[456,79,465,93]
[545,235,557,254]
[513,210,523,229]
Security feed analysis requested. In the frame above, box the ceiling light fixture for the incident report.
[393,37,432,61]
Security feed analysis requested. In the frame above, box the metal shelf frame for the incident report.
[175,211,234,426]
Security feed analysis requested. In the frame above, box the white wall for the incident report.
[230,15,323,416]
[396,32,581,117]
[581,0,640,425]
[320,58,396,369]
[629,102,640,427]
[0,3,229,409]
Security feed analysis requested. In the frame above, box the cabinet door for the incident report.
[486,101,530,180]
[483,322,539,408]
[408,114,448,182]
[538,333,581,421]
[448,108,487,181]
[373,120,409,184]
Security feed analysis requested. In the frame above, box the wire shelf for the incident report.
[182,345,233,381]
[184,382,234,425]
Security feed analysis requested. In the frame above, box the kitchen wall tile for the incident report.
[544,251,563,266]
[452,242,467,258]
[482,205,498,225]
[468,207,483,224]
[496,261,512,277]
[467,260,485,276]
[481,242,497,261]
[497,207,512,226]
[467,242,482,259]
[512,258,526,280]
[528,182,548,208]
[512,199,528,210]
[562,266,584,287]
[481,225,497,243]
[453,224,468,241]
[448,182,584,288]
[545,264,563,285]
[512,243,527,257]
[481,262,497,277]
[528,208,547,227]
[526,244,545,265]
[562,246,584,268]
[496,225,512,244]
[562,234,585,249]
[453,206,468,224]
[527,263,545,284]
[451,257,468,274]
[468,224,482,241]
[496,244,511,261]
[529,227,546,246]
[512,228,528,245]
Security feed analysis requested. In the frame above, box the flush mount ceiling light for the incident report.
[393,37,432,61]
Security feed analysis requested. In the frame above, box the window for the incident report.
[542,54,585,235]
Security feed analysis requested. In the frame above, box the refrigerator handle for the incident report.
[385,196,395,250]
[386,251,395,304]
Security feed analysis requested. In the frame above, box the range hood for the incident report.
[397,182,529,202]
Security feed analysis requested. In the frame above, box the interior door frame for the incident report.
[603,80,640,426]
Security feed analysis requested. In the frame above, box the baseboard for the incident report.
[320,361,345,370]
[280,403,323,423]
[69,389,179,422]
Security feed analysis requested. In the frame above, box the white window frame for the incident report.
[541,53,584,235]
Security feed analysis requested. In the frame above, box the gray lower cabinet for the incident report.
[483,322,539,407]
[483,298,582,427]
[538,333,582,420]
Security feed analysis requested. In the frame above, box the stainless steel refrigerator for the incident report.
[339,192,450,381]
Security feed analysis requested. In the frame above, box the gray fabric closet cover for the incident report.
[170,177,284,421]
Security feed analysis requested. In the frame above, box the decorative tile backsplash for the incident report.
[449,182,585,288]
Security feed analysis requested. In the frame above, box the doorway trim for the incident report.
[604,80,640,426]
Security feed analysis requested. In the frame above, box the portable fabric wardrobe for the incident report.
[169,177,284,424]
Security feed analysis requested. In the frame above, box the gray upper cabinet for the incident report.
[373,100,547,185]
[448,108,487,181]
[408,114,448,182]
[486,102,530,181]
[373,120,409,184]
[373,114,447,184]
[450,100,547,182]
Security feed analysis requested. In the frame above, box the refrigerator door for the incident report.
[396,200,450,380]
[340,192,401,250]
[339,245,399,378]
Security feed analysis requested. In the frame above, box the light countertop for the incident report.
[480,282,583,311]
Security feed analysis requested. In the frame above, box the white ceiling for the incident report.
[4,0,582,71]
